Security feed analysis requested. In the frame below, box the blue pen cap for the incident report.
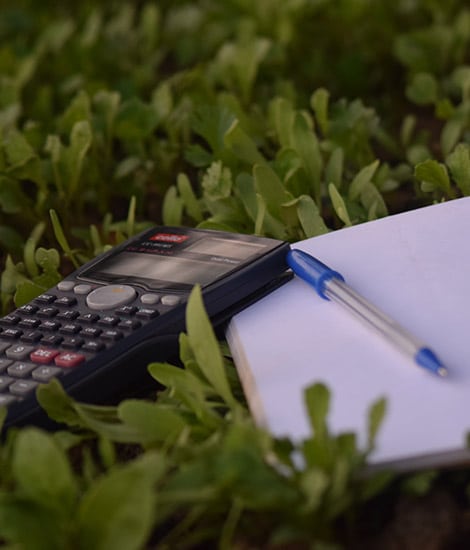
[287,249,345,299]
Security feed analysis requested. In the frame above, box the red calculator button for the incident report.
[30,348,61,364]
[54,352,86,368]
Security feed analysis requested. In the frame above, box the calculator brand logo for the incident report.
[150,233,189,243]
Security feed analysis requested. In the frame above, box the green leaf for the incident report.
[0,495,66,550]
[299,469,329,512]
[3,130,36,169]
[224,119,266,165]
[406,144,431,165]
[1,255,28,297]
[162,185,183,226]
[23,222,46,278]
[304,383,330,441]
[114,97,158,141]
[177,173,203,222]
[328,183,352,226]
[406,72,438,105]
[0,225,23,254]
[400,115,416,147]
[447,143,470,196]
[59,90,91,135]
[49,209,80,268]
[64,120,93,197]
[186,285,235,406]
[269,96,296,149]
[44,134,64,195]
[192,105,236,156]
[253,164,292,220]
[118,400,186,445]
[400,470,438,496]
[202,161,232,200]
[290,112,322,202]
[36,378,83,427]
[367,397,387,451]
[14,280,48,307]
[311,88,330,135]
[414,159,452,196]
[35,246,60,275]
[440,118,463,157]
[325,148,344,189]
[78,452,165,550]
[12,428,77,514]
[236,172,257,223]
[0,176,29,214]
[349,160,380,200]
[287,195,328,237]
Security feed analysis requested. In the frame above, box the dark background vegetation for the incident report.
[0,1,469,548]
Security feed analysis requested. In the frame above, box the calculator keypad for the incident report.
[0,281,181,408]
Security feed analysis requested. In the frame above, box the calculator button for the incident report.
[18,304,39,315]
[7,362,36,378]
[86,285,136,311]
[118,319,141,330]
[98,315,120,326]
[0,376,14,390]
[0,328,22,340]
[81,327,102,338]
[55,352,86,368]
[140,293,160,305]
[32,366,62,383]
[57,281,75,291]
[36,294,57,304]
[77,313,99,324]
[136,308,159,319]
[18,318,41,329]
[0,342,11,354]
[0,315,21,326]
[9,379,38,396]
[55,296,77,307]
[62,337,84,349]
[74,284,92,295]
[0,359,13,372]
[40,320,61,331]
[30,348,61,364]
[161,295,181,306]
[40,334,63,346]
[57,310,80,321]
[0,394,17,406]
[100,329,123,341]
[5,344,35,360]
[59,323,82,335]
[82,341,105,352]
[20,331,43,343]
[115,305,138,316]
[37,307,59,318]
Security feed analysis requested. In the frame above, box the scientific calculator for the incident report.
[0,226,290,428]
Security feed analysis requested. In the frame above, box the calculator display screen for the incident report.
[79,232,268,290]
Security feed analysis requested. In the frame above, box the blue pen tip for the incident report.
[415,348,448,377]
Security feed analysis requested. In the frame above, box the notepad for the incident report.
[226,197,470,471]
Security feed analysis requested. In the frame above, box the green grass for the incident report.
[0,1,470,547]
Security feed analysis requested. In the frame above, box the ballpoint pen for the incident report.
[286,248,449,377]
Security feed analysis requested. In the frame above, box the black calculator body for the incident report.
[0,227,290,428]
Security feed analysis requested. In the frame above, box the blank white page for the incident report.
[227,198,470,469]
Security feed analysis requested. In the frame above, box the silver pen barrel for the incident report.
[324,278,423,358]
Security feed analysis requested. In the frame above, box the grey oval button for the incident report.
[161,294,180,306]
[57,281,75,291]
[141,293,160,305]
[74,284,92,295]
[86,285,136,311]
